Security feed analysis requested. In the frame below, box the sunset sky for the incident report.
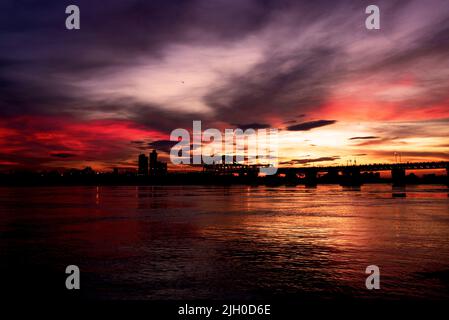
[0,0,448,171]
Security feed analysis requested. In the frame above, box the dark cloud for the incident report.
[50,153,77,158]
[233,123,271,130]
[349,136,379,140]
[287,120,336,131]
[280,156,340,165]
[148,140,178,153]
[0,0,281,118]
[1,0,448,129]
[206,46,345,124]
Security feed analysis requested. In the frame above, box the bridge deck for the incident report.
[277,161,449,173]
[203,161,449,174]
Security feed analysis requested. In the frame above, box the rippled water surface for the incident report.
[1,185,449,300]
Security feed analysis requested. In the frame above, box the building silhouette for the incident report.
[137,150,167,176]
[149,149,167,176]
[138,153,149,176]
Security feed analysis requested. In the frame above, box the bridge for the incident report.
[278,161,449,172]
[203,161,449,186]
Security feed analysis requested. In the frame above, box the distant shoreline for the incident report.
[1,172,448,187]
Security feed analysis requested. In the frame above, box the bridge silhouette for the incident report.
[203,161,449,186]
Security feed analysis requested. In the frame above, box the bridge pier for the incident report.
[446,167,449,186]
[324,168,339,183]
[340,167,362,186]
[391,167,406,187]
[304,170,317,187]
[285,171,299,185]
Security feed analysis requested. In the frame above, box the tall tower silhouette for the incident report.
[149,150,157,175]
[149,149,167,176]
[138,154,148,176]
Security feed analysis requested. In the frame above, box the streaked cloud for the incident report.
[287,120,337,131]
[349,136,380,140]
[0,0,448,169]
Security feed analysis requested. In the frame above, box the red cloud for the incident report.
[0,116,165,170]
